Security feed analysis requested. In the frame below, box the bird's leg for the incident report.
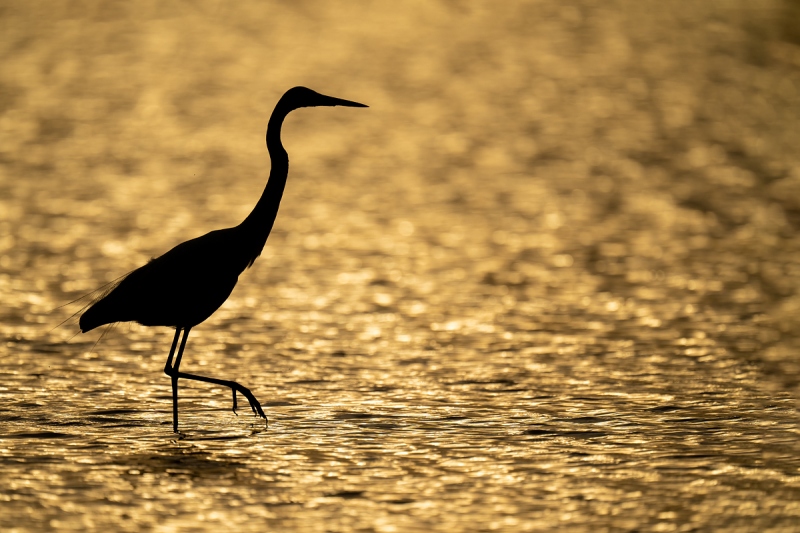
[168,327,191,433]
[164,328,181,376]
[161,327,266,428]
[163,328,182,432]
[172,370,267,425]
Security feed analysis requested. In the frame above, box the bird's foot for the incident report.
[230,383,267,426]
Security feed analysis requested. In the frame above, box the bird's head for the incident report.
[280,86,368,111]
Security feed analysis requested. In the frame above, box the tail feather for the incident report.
[76,272,135,333]
[79,296,120,332]
[51,272,131,334]
[79,302,104,333]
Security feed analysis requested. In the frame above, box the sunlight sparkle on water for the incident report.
[2,0,800,531]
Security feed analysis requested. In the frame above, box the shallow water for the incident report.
[2,1,800,531]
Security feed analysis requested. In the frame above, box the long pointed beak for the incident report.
[317,94,368,108]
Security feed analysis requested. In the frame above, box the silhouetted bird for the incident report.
[79,87,367,432]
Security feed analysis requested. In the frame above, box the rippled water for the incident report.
[2,1,800,531]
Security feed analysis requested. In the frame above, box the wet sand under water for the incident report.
[1,1,800,531]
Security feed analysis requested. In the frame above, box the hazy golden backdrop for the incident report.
[2,0,800,531]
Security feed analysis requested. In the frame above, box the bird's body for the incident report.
[78,87,367,432]
[81,228,248,331]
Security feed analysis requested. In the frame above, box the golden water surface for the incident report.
[2,1,800,531]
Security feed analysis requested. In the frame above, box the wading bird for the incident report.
[79,87,367,432]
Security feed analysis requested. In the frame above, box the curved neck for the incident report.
[238,101,293,266]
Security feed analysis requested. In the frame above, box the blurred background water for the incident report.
[2,0,800,531]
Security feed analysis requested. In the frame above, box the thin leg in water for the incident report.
[172,370,267,423]
[163,328,183,432]
[164,327,267,430]
[163,327,191,432]
[171,327,191,432]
